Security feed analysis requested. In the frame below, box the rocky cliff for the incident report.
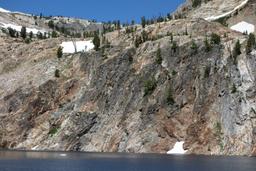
[0,1,256,156]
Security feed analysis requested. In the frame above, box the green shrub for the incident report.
[57,47,63,58]
[246,33,256,54]
[204,37,211,52]
[55,69,60,78]
[48,127,59,136]
[210,33,221,45]
[192,0,201,8]
[231,83,237,94]
[144,78,157,96]
[155,46,162,65]
[24,38,31,44]
[172,70,177,76]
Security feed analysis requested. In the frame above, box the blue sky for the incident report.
[0,0,184,22]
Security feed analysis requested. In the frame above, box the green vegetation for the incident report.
[51,31,58,38]
[20,26,26,39]
[155,46,162,65]
[204,37,211,52]
[233,40,241,59]
[48,20,55,29]
[216,17,228,27]
[55,69,60,78]
[172,70,177,76]
[141,16,146,28]
[37,32,43,39]
[24,38,31,44]
[231,83,237,94]
[171,41,178,53]
[29,31,33,39]
[134,36,142,48]
[192,0,202,8]
[93,32,100,51]
[210,33,221,45]
[57,47,63,58]
[246,33,255,54]
[144,78,157,96]
[141,30,148,42]
[7,27,17,37]
[48,127,59,136]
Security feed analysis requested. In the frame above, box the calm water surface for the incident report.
[0,150,255,171]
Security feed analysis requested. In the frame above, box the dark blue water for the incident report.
[0,151,255,171]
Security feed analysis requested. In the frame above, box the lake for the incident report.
[0,150,255,171]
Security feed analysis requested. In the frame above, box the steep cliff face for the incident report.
[0,2,256,156]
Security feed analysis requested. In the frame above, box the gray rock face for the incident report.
[0,3,256,156]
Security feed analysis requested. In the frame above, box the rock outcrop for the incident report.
[0,1,256,156]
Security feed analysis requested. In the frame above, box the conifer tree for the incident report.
[233,40,241,58]
[93,32,100,51]
[141,16,146,28]
[156,45,162,65]
[29,31,33,39]
[246,33,255,54]
[20,26,26,39]
[204,37,211,52]
[57,47,63,58]
[7,27,16,37]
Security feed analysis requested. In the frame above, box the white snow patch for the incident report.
[167,141,187,155]
[230,21,255,34]
[0,7,10,13]
[0,7,31,16]
[60,40,94,53]
[0,22,47,34]
[205,0,249,21]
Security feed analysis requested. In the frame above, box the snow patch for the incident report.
[60,40,94,53]
[167,141,187,155]
[0,7,10,13]
[230,21,255,34]
[0,22,47,34]
[205,0,249,21]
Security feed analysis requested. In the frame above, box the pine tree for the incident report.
[210,33,221,45]
[93,32,100,51]
[246,33,255,54]
[57,47,63,58]
[141,16,146,28]
[52,31,58,38]
[233,40,241,58]
[204,37,211,52]
[170,32,173,43]
[20,26,26,39]
[55,69,60,78]
[192,0,202,8]
[7,27,16,37]
[134,36,142,48]
[48,20,54,29]
[29,31,33,39]
[156,46,162,65]
[37,32,43,39]
[171,41,178,53]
